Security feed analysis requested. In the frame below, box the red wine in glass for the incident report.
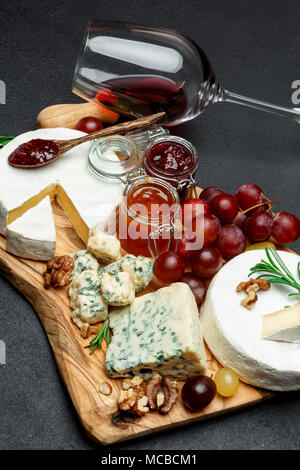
[95,75,187,123]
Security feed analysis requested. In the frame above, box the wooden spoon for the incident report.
[8,112,165,169]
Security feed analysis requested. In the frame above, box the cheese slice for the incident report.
[201,250,300,391]
[262,302,300,343]
[106,282,207,380]
[6,196,56,260]
[0,129,124,257]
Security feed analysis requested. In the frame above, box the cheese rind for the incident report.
[262,302,300,343]
[106,283,207,380]
[99,272,135,306]
[201,250,300,391]
[6,196,56,261]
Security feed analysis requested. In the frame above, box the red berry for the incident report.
[190,246,224,279]
[180,273,207,305]
[244,210,273,242]
[153,251,186,283]
[235,183,263,210]
[170,230,197,259]
[180,198,210,229]
[234,212,247,231]
[182,375,216,410]
[200,186,225,204]
[75,116,103,134]
[215,225,246,259]
[272,212,300,244]
[210,193,239,224]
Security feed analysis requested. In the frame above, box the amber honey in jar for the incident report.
[118,176,180,258]
[143,136,198,200]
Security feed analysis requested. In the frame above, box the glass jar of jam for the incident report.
[143,136,198,200]
[118,176,180,258]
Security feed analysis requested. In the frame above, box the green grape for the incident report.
[214,367,239,397]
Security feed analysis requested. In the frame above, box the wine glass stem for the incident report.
[220,89,300,123]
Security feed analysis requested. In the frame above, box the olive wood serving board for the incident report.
[0,196,276,445]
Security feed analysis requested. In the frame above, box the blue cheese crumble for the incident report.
[105,283,207,380]
[100,272,135,306]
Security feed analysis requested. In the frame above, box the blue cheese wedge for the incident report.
[120,255,153,292]
[100,272,135,306]
[87,228,121,263]
[69,270,108,326]
[70,250,99,278]
[105,283,207,380]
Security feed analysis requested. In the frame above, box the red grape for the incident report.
[180,272,207,305]
[180,198,210,229]
[75,116,103,133]
[244,210,273,242]
[234,212,247,231]
[215,225,246,259]
[182,375,216,411]
[210,193,239,224]
[170,230,197,259]
[202,214,221,247]
[190,246,224,279]
[235,183,263,210]
[272,212,300,244]
[200,186,225,204]
[153,251,185,283]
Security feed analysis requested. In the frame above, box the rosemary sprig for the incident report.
[249,247,300,297]
[0,136,14,147]
[84,319,111,355]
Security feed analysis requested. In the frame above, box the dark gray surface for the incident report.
[0,0,300,450]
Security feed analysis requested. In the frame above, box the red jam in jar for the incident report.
[143,136,198,198]
[118,176,180,257]
[8,139,59,166]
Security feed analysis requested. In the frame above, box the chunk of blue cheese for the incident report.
[70,250,100,279]
[87,228,121,263]
[100,271,135,306]
[105,283,207,380]
[99,254,153,293]
[69,270,108,326]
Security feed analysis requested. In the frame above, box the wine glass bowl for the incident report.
[73,20,300,126]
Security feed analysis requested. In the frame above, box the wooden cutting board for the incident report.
[0,197,275,445]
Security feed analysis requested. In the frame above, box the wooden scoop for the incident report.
[8,112,165,169]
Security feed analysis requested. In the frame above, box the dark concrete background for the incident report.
[0,0,300,450]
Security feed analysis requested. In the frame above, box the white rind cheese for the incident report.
[262,302,300,343]
[87,228,121,263]
[100,272,135,306]
[0,129,124,254]
[106,283,207,380]
[6,196,56,260]
[201,250,300,391]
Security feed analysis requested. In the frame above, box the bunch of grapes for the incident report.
[154,183,300,305]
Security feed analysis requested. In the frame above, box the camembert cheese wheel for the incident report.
[201,250,300,391]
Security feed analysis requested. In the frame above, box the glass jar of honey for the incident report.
[118,176,180,258]
[143,136,198,200]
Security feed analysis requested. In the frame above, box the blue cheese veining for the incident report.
[105,283,207,380]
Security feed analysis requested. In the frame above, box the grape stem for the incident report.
[234,197,279,223]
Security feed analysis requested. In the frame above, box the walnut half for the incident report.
[118,377,149,417]
[43,255,74,289]
[237,278,270,309]
[145,374,178,415]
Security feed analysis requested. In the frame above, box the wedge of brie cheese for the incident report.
[0,129,123,258]
[201,250,300,391]
[262,302,300,343]
[6,196,56,260]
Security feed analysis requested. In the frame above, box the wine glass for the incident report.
[73,20,300,126]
